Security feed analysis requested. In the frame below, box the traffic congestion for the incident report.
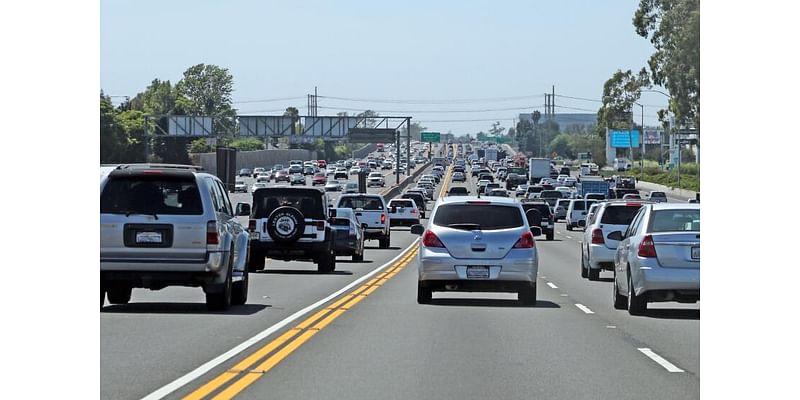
[100,141,700,400]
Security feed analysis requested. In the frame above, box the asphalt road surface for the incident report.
[101,144,698,400]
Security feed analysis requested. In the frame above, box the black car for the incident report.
[401,192,427,219]
[290,174,306,185]
[303,166,316,175]
[520,200,555,241]
[447,187,469,196]
[559,166,571,176]
[239,168,252,177]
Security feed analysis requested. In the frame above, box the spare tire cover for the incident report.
[267,206,305,243]
[525,208,542,228]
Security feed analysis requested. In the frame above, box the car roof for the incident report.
[437,196,520,206]
[649,203,700,211]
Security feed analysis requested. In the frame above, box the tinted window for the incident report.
[650,192,667,198]
[390,200,414,208]
[331,218,351,227]
[434,204,523,230]
[101,176,203,215]
[649,209,700,232]
[600,205,644,225]
[338,196,384,210]
[252,189,324,219]
[401,194,425,208]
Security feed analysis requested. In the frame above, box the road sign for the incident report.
[609,130,641,148]
[421,132,441,143]
[643,129,662,145]
[348,128,396,143]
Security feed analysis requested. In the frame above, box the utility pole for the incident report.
[639,103,644,175]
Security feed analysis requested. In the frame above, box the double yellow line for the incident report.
[183,247,419,400]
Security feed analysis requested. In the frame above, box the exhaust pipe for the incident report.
[445,284,458,291]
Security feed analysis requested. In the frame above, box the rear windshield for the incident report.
[338,196,384,210]
[600,205,644,225]
[101,176,203,215]
[401,194,424,207]
[540,190,561,198]
[331,218,351,227]
[252,190,324,219]
[434,204,523,230]
[650,209,700,232]
[390,200,414,208]
[449,187,467,194]
[650,192,667,198]
[572,201,586,210]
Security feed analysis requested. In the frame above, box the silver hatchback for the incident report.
[411,197,540,305]
[610,203,700,315]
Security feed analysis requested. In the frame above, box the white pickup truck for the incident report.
[336,194,391,248]
[367,172,386,187]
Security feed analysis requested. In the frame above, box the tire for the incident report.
[627,270,647,315]
[317,245,336,273]
[581,253,589,278]
[352,252,364,262]
[100,282,106,309]
[518,283,537,306]
[417,282,432,304]
[232,255,249,306]
[588,266,600,281]
[546,231,554,241]
[107,287,132,305]
[206,263,233,311]
[613,272,627,310]
[267,206,305,244]
[379,235,390,249]
[247,249,265,272]
[566,224,573,231]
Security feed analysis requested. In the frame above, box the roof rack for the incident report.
[115,163,204,172]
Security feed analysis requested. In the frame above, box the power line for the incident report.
[232,96,306,104]
[316,105,541,114]
[554,94,666,108]
[316,94,544,104]
[416,117,517,123]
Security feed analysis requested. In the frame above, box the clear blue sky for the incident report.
[101,0,666,134]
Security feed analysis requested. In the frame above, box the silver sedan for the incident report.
[411,197,540,305]
[610,203,700,315]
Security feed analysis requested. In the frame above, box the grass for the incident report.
[596,162,700,192]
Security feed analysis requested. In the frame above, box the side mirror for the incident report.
[361,223,368,229]
[410,224,425,235]
[235,203,251,216]
[530,226,542,236]
[607,231,624,241]
[578,220,586,227]
[329,209,337,218]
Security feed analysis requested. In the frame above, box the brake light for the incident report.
[411,208,417,214]
[591,228,605,245]
[207,221,219,245]
[513,231,535,248]
[248,219,256,232]
[381,213,386,224]
[638,235,657,258]
[316,221,325,231]
[422,230,445,248]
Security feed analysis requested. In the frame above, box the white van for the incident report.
[566,199,598,231]
[579,163,591,177]
[614,158,631,171]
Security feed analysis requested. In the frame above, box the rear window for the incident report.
[101,176,203,215]
[331,218,351,227]
[650,209,700,232]
[540,190,561,198]
[600,205,644,225]
[252,189,325,219]
[434,204,523,230]
[572,201,586,211]
[338,196,384,210]
[650,192,667,198]
[390,200,414,208]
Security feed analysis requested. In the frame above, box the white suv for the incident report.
[337,194,391,248]
[367,172,386,187]
[580,201,650,280]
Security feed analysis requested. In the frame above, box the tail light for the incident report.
[380,213,386,224]
[207,221,219,245]
[248,219,256,232]
[316,220,325,231]
[422,230,445,248]
[513,231,535,248]
[638,235,657,258]
[591,228,605,245]
[411,208,417,214]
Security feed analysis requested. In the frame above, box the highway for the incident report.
[100,144,699,400]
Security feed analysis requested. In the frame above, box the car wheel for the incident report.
[613,271,627,310]
[588,265,600,281]
[317,246,336,273]
[566,224,572,231]
[100,281,106,309]
[581,251,589,278]
[518,283,537,306]
[247,249,265,272]
[107,286,132,305]
[417,282,432,304]
[206,263,233,311]
[379,235,390,249]
[546,231,554,241]
[352,252,364,262]
[627,269,647,315]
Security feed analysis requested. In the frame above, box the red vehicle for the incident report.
[317,160,327,168]
[377,143,385,152]
[274,169,290,182]
[311,172,328,186]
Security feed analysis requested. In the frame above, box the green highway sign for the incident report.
[421,131,441,143]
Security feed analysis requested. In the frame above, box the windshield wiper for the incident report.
[447,223,480,231]
[115,210,159,220]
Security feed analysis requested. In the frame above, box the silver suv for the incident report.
[100,164,251,310]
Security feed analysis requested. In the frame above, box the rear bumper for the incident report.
[634,260,700,296]
[390,218,419,226]
[417,248,538,285]
[250,239,330,261]
[100,251,226,273]
[587,244,616,270]
[100,251,230,289]
[363,228,389,239]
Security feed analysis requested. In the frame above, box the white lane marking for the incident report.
[546,282,558,289]
[565,235,573,239]
[575,303,595,314]
[141,238,420,400]
[560,294,569,297]
[637,348,685,373]
[606,325,617,329]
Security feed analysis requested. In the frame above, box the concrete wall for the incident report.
[190,149,317,173]
[353,143,377,160]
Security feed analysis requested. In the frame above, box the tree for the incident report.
[188,138,213,153]
[549,134,573,159]
[596,69,650,138]
[634,0,699,128]
[356,110,380,128]
[175,64,237,134]
[229,137,265,152]
[403,121,427,141]
[488,121,505,136]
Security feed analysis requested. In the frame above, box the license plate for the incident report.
[691,246,700,260]
[136,231,162,244]
[466,266,489,279]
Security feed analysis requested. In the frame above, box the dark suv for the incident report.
[520,199,555,241]
[247,187,337,273]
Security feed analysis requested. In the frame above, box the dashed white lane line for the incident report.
[565,235,573,239]
[638,348,685,373]
[546,282,558,289]
[575,303,595,314]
